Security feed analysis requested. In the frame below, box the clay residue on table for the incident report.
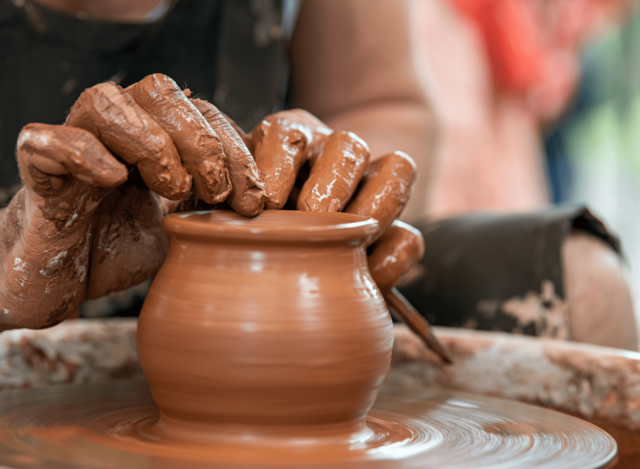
[388,325,640,466]
[389,325,640,429]
[544,345,640,430]
[0,318,141,390]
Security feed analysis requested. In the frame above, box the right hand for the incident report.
[0,74,236,330]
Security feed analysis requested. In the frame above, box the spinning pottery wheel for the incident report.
[0,211,619,468]
[0,380,617,468]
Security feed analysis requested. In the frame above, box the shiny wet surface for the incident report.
[0,380,617,468]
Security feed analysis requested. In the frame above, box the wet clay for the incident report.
[251,110,332,209]
[221,110,254,154]
[137,210,393,441]
[127,74,231,204]
[368,220,425,292]
[297,131,369,212]
[17,123,128,191]
[283,109,333,166]
[0,117,175,329]
[346,151,417,245]
[0,379,618,468]
[0,124,126,330]
[191,99,266,217]
[65,82,192,200]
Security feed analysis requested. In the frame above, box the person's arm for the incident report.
[289,0,437,223]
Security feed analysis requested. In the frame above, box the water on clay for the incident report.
[0,380,617,469]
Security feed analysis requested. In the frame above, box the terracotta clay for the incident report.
[221,110,254,154]
[368,220,425,292]
[251,109,332,209]
[297,131,370,212]
[0,379,618,468]
[137,210,393,442]
[66,82,192,200]
[191,98,266,217]
[346,151,417,245]
[127,74,231,204]
[284,108,333,166]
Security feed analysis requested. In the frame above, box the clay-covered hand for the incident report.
[0,74,240,330]
[202,106,424,292]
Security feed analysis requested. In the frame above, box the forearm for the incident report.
[0,193,29,330]
[321,99,438,223]
[0,189,92,330]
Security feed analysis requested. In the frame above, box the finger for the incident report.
[367,220,424,292]
[251,109,332,210]
[17,123,127,191]
[127,74,231,204]
[251,112,310,209]
[345,151,417,245]
[191,98,266,217]
[283,109,332,166]
[220,110,254,154]
[297,131,369,212]
[65,82,191,200]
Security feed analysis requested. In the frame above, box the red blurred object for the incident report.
[447,0,624,118]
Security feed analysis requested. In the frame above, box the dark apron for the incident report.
[0,0,288,198]
[398,206,621,339]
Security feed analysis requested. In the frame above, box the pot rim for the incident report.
[163,210,379,243]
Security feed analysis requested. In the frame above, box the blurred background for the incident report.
[410,0,640,336]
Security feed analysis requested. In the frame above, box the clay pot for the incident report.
[137,210,393,443]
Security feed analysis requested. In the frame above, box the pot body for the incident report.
[137,211,393,441]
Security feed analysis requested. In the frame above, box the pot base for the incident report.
[0,380,617,468]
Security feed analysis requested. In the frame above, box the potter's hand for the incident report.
[197,102,423,289]
[192,102,422,291]
[0,74,241,330]
[216,108,422,287]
